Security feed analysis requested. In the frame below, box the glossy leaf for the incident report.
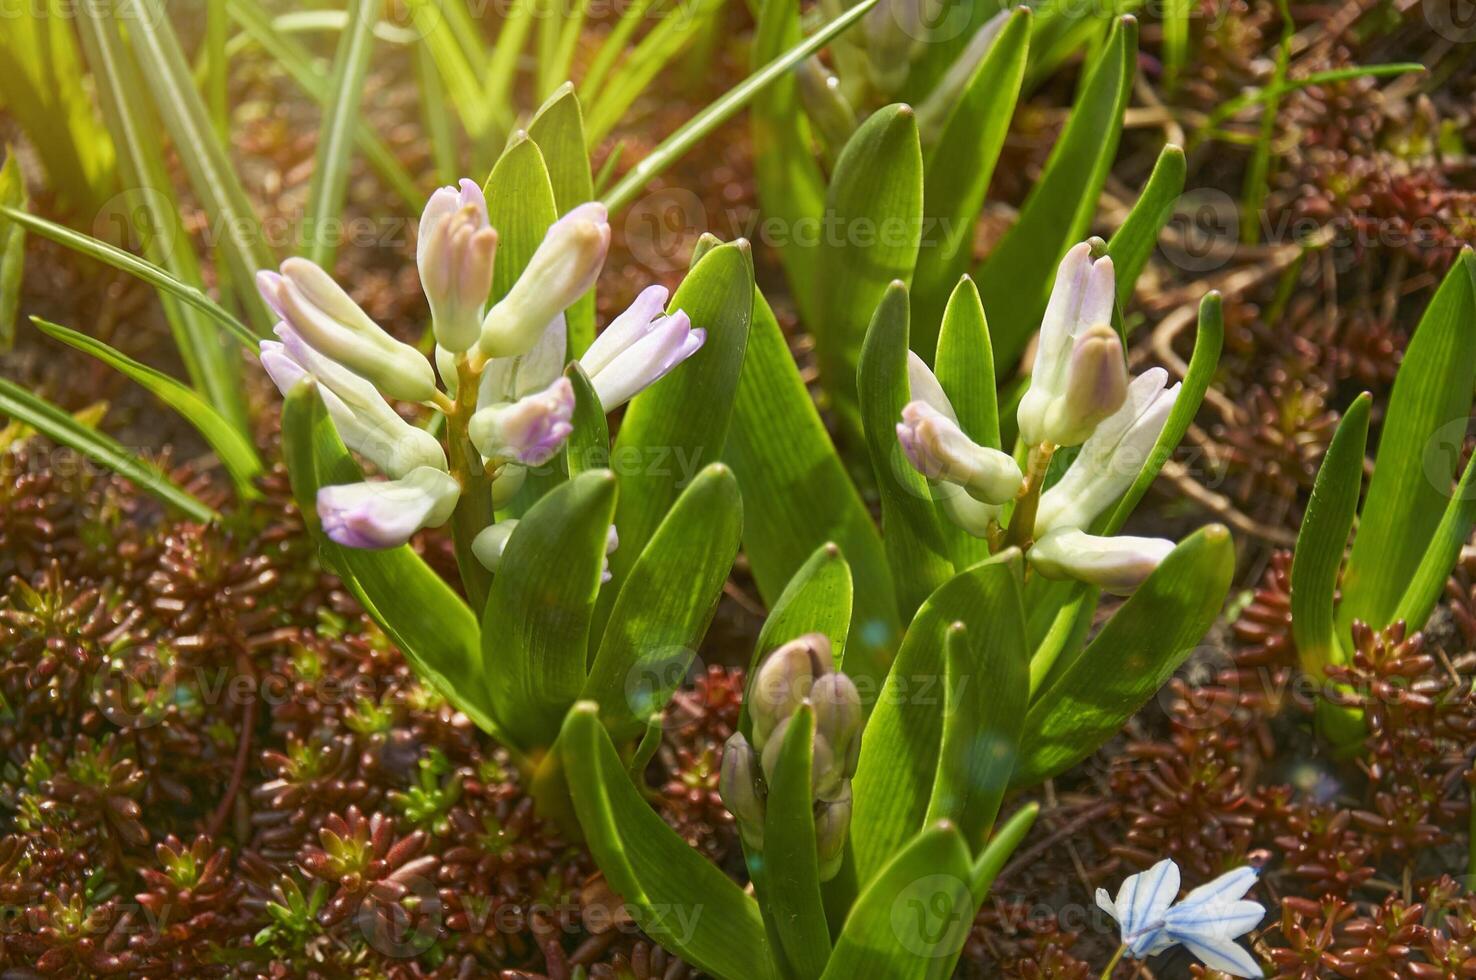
[528,85,596,355]
[483,137,560,304]
[32,318,262,497]
[762,704,830,979]
[724,285,897,684]
[857,282,953,620]
[932,277,1000,568]
[561,702,776,980]
[816,106,924,433]
[1339,251,1476,635]
[1394,447,1476,631]
[969,803,1038,903]
[1013,524,1234,786]
[910,8,1030,357]
[563,361,608,480]
[1105,143,1187,324]
[0,379,216,522]
[584,465,741,737]
[1291,393,1370,675]
[978,16,1138,371]
[483,471,617,751]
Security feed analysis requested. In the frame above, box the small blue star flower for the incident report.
[1097,860,1264,978]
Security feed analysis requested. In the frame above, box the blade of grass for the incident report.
[207,0,229,137]
[578,0,657,100]
[416,42,458,185]
[0,155,25,351]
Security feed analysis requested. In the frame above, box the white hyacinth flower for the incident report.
[469,378,575,466]
[1016,242,1126,448]
[1028,527,1174,595]
[896,401,1022,505]
[257,259,437,403]
[315,466,461,550]
[419,179,498,353]
[1097,859,1264,978]
[479,203,610,358]
[579,286,705,412]
[1035,367,1180,536]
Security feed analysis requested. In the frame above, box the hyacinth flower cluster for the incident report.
[898,242,1181,595]
[718,633,862,881]
[1099,859,1265,977]
[256,179,705,557]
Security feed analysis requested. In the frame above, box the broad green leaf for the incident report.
[599,241,752,609]
[0,379,217,522]
[1105,143,1186,325]
[925,608,1027,853]
[32,318,262,497]
[599,0,880,212]
[857,282,953,620]
[851,556,1019,888]
[1013,524,1234,786]
[564,361,608,479]
[0,154,24,350]
[978,15,1137,371]
[226,0,420,207]
[723,285,897,685]
[1102,291,1224,533]
[1393,448,1476,632]
[932,277,1000,568]
[910,8,1030,357]
[483,471,617,751]
[279,380,500,737]
[1291,393,1370,676]
[122,0,277,329]
[302,0,377,268]
[739,542,854,738]
[816,106,924,434]
[528,85,597,355]
[74,7,248,430]
[761,704,830,980]
[821,822,974,980]
[560,702,776,980]
[1339,251,1476,636]
[750,0,826,322]
[483,136,560,303]
[584,465,742,737]
[969,803,1038,903]
[0,209,256,351]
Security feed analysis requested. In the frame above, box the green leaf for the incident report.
[1292,393,1370,676]
[1102,291,1224,533]
[0,208,256,351]
[821,822,974,980]
[0,153,24,351]
[925,607,1027,853]
[32,318,262,497]
[561,702,777,980]
[600,0,880,212]
[977,15,1137,371]
[564,361,608,480]
[483,471,617,751]
[1339,251,1476,636]
[969,803,1037,903]
[528,85,597,356]
[0,379,216,523]
[1394,448,1476,632]
[932,277,1000,568]
[910,8,1030,358]
[483,136,560,304]
[279,380,500,737]
[857,282,953,620]
[121,0,277,329]
[407,0,492,138]
[816,106,924,434]
[762,704,830,980]
[584,464,742,738]
[750,0,826,322]
[850,556,1019,888]
[1105,144,1187,326]
[599,241,752,608]
[302,0,377,267]
[1013,524,1234,786]
[723,285,897,686]
[73,6,248,429]
[739,542,854,738]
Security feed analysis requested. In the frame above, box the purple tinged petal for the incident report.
[316,467,460,550]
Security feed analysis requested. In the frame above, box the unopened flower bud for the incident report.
[419,179,498,353]
[897,401,1023,504]
[316,467,460,550]
[720,732,766,851]
[815,784,853,881]
[469,378,575,466]
[258,259,438,402]
[1029,527,1174,595]
[750,633,832,750]
[811,672,862,779]
[1017,243,1118,447]
[579,286,705,412]
[472,521,517,572]
[479,203,610,358]
[760,718,842,800]
[480,314,568,408]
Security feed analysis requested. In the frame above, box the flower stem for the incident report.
[446,355,494,609]
[1099,943,1126,979]
[1003,442,1055,550]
